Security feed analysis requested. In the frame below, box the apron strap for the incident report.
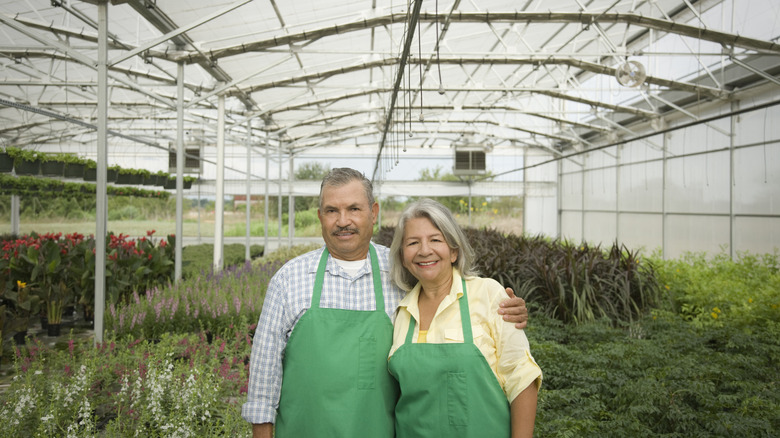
[311,247,330,309]
[368,244,384,314]
[404,276,473,345]
[459,277,473,344]
[312,244,384,312]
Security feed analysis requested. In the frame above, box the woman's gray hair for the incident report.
[319,167,375,208]
[389,198,478,291]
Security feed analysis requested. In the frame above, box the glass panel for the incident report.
[584,212,617,245]
[618,213,663,254]
[560,211,583,242]
[734,143,780,215]
[734,217,780,255]
[619,161,664,212]
[666,151,730,213]
[665,215,730,258]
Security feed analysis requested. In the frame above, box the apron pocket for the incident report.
[358,336,376,390]
[447,371,468,427]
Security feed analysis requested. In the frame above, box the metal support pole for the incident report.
[277,140,283,248]
[264,137,269,252]
[213,90,226,271]
[245,120,252,261]
[94,0,108,345]
[288,156,294,247]
[616,145,621,242]
[175,62,184,281]
[729,100,738,260]
[662,132,668,259]
[468,181,472,227]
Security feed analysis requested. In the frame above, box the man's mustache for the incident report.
[332,226,359,235]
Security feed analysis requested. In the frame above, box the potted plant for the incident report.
[39,153,66,177]
[0,148,12,173]
[83,159,97,181]
[1,280,41,343]
[139,169,155,185]
[28,239,71,336]
[155,170,169,187]
[107,164,120,182]
[7,147,41,176]
[183,176,197,189]
[62,154,87,178]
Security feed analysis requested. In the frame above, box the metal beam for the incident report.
[372,0,424,181]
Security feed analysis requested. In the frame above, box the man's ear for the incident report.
[371,202,379,224]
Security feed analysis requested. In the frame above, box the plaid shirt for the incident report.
[241,244,404,425]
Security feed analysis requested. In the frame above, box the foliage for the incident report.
[0,330,252,437]
[651,251,780,329]
[181,243,264,279]
[106,260,279,339]
[374,227,661,325]
[294,162,330,211]
[1,231,174,333]
[0,174,170,199]
[531,313,780,437]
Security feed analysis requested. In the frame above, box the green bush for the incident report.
[531,313,780,437]
[652,251,780,329]
[181,243,264,279]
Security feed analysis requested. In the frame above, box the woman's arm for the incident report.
[510,384,538,438]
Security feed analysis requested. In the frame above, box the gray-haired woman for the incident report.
[387,198,542,438]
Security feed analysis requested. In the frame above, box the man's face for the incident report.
[317,180,378,261]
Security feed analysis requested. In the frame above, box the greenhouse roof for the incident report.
[1,0,779,181]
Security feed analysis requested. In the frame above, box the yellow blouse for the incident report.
[389,268,542,402]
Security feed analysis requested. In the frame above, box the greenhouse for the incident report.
[1,0,778,437]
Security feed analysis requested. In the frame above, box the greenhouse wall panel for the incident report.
[584,211,617,245]
[560,211,583,242]
[524,196,557,237]
[665,215,730,258]
[665,151,731,214]
[734,144,780,215]
[618,161,664,212]
[583,168,616,210]
[735,217,780,255]
[618,213,663,253]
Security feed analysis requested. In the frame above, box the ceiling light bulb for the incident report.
[418,113,424,122]
[438,85,445,95]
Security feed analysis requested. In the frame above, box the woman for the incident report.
[388,198,542,438]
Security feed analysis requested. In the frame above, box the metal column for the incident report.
[245,120,252,261]
[288,156,294,247]
[94,0,108,345]
[174,62,184,281]
[213,91,225,271]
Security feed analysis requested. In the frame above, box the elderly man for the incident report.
[242,167,528,438]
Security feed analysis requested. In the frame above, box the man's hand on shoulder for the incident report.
[498,287,528,329]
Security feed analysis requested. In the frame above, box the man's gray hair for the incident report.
[319,167,375,208]
[389,198,478,291]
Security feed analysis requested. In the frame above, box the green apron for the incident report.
[388,278,511,438]
[275,244,399,438]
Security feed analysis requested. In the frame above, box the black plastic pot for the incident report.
[14,158,40,175]
[41,161,65,177]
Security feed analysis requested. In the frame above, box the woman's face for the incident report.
[401,217,458,286]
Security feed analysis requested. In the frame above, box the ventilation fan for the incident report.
[615,60,646,88]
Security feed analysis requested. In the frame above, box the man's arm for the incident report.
[253,423,273,438]
[498,287,528,329]
[242,269,293,428]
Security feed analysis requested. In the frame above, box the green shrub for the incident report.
[181,243,264,279]
[531,313,780,437]
[108,204,140,220]
[652,251,780,329]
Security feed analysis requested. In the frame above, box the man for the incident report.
[242,168,528,437]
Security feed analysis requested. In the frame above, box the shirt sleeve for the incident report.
[241,266,294,424]
[488,280,542,403]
